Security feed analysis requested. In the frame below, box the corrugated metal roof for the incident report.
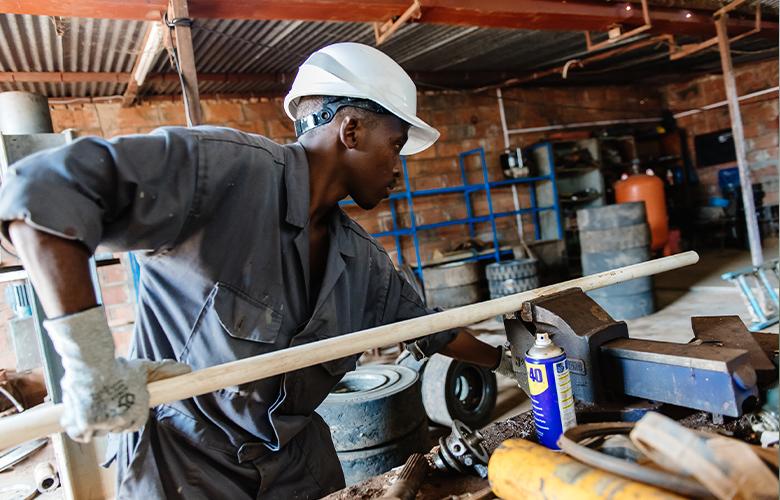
[0,14,776,98]
[0,14,145,97]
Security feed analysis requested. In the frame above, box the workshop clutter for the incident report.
[489,413,779,499]
[577,202,655,320]
[317,365,429,485]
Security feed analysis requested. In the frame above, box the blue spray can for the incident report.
[525,332,577,449]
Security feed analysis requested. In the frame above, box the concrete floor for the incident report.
[481,240,780,425]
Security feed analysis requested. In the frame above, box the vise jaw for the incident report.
[504,287,628,403]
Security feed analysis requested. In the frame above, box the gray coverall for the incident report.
[0,126,455,499]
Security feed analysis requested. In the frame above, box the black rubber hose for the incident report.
[559,422,714,499]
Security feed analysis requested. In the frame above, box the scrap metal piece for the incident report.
[432,420,489,478]
[601,338,759,417]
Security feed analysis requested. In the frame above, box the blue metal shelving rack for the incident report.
[340,146,563,283]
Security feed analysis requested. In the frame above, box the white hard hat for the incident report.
[284,42,439,156]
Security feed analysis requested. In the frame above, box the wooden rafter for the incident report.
[0,70,509,88]
[123,21,165,107]
[166,0,201,125]
[0,0,775,38]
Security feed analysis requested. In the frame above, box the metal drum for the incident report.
[577,202,654,319]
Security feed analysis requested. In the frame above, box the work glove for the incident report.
[492,344,515,379]
[492,344,532,397]
[44,306,191,442]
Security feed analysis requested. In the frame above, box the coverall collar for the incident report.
[284,143,356,258]
[283,143,310,229]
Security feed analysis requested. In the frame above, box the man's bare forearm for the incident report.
[439,330,502,368]
[8,221,97,318]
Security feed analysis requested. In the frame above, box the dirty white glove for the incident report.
[44,306,191,442]
[492,345,515,379]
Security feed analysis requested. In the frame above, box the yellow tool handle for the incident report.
[489,439,687,499]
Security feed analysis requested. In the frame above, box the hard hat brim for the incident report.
[285,91,439,156]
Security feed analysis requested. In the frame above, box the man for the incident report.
[0,43,512,498]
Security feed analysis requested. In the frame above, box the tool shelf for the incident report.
[340,145,564,284]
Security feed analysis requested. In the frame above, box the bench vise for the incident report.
[503,288,774,418]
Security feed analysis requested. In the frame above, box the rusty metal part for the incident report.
[584,0,652,52]
[433,420,489,478]
[379,453,428,500]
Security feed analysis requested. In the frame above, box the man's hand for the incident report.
[45,306,190,442]
[492,344,516,380]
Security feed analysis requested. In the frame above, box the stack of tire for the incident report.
[317,365,429,485]
[577,201,654,320]
[423,261,484,309]
[486,258,539,299]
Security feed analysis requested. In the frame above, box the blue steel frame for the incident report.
[340,146,563,283]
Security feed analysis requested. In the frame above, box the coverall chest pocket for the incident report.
[181,283,283,374]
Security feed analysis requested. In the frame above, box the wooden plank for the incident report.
[122,21,164,107]
[0,72,130,82]
[167,0,201,126]
[0,0,774,37]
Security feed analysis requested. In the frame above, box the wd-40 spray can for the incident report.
[525,332,576,449]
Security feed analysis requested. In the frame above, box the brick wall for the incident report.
[45,86,662,266]
[2,61,773,372]
[661,58,779,206]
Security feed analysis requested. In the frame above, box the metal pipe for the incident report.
[672,86,778,119]
[507,117,661,135]
[496,88,525,243]
[715,13,763,267]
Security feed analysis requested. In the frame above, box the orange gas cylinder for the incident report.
[615,172,669,251]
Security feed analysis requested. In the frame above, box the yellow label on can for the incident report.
[526,362,548,396]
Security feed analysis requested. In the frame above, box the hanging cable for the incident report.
[164,13,195,127]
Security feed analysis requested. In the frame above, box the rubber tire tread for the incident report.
[318,365,425,451]
[485,259,538,281]
[337,421,430,486]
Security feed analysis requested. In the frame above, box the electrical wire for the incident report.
[164,14,195,126]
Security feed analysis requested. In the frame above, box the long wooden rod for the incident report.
[0,251,698,450]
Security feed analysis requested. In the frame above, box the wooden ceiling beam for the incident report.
[122,21,165,107]
[0,71,517,89]
[0,0,775,38]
